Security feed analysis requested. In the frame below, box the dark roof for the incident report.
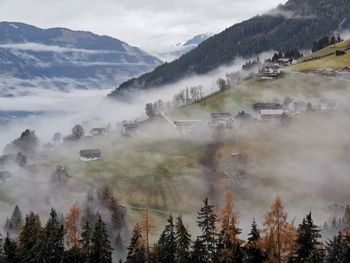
[253,103,282,111]
[123,123,138,128]
[79,149,101,157]
[211,112,231,118]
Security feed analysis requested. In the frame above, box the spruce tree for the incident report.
[36,208,64,263]
[175,215,191,263]
[245,219,265,263]
[191,238,206,263]
[81,220,93,263]
[158,215,176,263]
[126,223,146,263]
[3,233,18,263]
[10,205,23,233]
[18,212,42,263]
[196,198,218,262]
[325,231,343,262]
[289,212,324,263]
[90,215,113,263]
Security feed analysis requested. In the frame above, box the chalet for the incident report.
[210,113,233,128]
[258,109,285,120]
[79,149,102,161]
[0,171,12,183]
[336,50,346,56]
[122,123,138,137]
[320,99,340,111]
[259,66,281,79]
[253,103,282,112]
[90,128,107,136]
[277,58,293,66]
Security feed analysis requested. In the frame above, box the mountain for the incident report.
[109,0,350,98]
[156,33,212,62]
[0,22,162,96]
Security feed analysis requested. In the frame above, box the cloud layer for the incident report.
[0,0,287,52]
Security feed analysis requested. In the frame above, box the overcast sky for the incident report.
[0,0,287,52]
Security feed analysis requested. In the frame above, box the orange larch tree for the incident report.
[64,202,81,248]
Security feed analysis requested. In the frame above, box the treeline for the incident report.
[1,193,350,262]
[109,0,350,98]
[126,193,350,263]
[0,207,112,263]
[312,34,343,52]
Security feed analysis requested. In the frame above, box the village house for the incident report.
[210,112,233,128]
[253,103,282,112]
[122,123,138,137]
[258,109,285,120]
[173,120,204,134]
[79,149,102,161]
[90,128,108,136]
[259,66,282,79]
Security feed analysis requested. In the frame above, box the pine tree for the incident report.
[196,198,218,262]
[289,212,324,263]
[63,246,85,263]
[175,215,191,263]
[245,219,265,263]
[126,223,146,263]
[325,231,343,263]
[3,233,18,263]
[217,191,244,262]
[191,238,206,263]
[64,202,81,248]
[158,215,176,263]
[18,212,41,263]
[10,205,23,233]
[36,208,64,263]
[262,196,296,263]
[81,219,93,263]
[90,215,113,263]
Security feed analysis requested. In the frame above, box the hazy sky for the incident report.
[0,0,286,52]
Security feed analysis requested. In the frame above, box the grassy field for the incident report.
[292,39,350,71]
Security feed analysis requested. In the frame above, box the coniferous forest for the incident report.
[1,192,350,263]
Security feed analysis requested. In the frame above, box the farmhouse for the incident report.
[258,109,285,120]
[122,123,138,136]
[90,128,107,136]
[210,112,233,128]
[335,50,346,56]
[253,103,282,112]
[259,66,281,79]
[79,149,102,161]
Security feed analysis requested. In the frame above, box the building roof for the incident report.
[259,109,284,115]
[123,123,138,128]
[79,149,101,156]
[253,103,282,111]
[211,112,231,118]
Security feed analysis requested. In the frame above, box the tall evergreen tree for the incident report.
[325,231,343,263]
[196,198,218,262]
[126,223,146,263]
[3,234,18,263]
[191,238,206,263]
[10,205,23,234]
[81,219,93,263]
[36,208,64,263]
[175,215,191,263]
[18,212,41,263]
[158,215,176,263]
[289,212,324,263]
[245,219,265,263]
[90,215,113,263]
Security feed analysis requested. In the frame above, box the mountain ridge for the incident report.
[109,0,350,98]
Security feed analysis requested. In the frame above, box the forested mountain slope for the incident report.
[109,0,350,98]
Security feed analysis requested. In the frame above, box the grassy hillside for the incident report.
[292,39,350,71]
